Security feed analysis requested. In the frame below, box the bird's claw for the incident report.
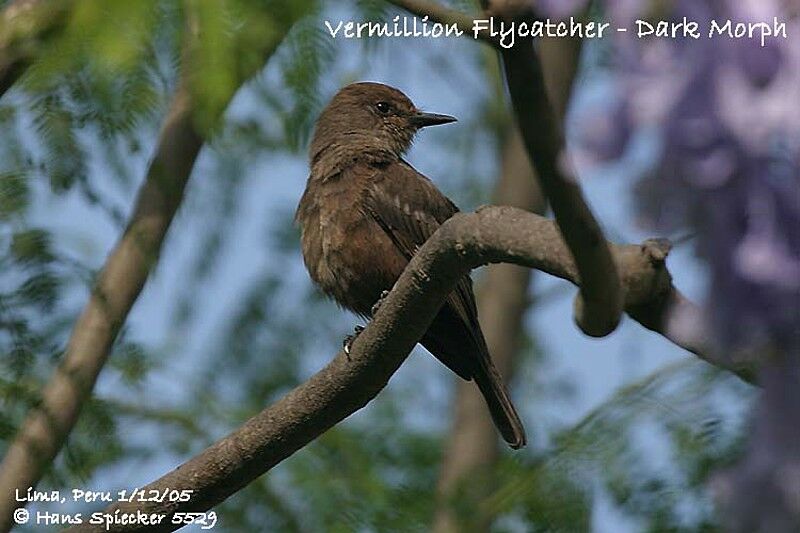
[343,325,365,357]
[370,290,391,317]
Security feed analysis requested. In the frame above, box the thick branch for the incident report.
[64,206,744,532]
[499,45,623,337]
[0,0,71,96]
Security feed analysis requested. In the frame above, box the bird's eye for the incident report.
[375,101,391,114]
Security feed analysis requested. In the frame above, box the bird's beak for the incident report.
[409,111,457,128]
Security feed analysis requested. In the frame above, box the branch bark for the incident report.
[0,0,71,97]
[499,45,623,337]
[63,205,743,532]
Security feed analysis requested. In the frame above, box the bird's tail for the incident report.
[419,301,527,449]
[472,354,527,449]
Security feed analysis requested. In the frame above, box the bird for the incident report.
[295,81,527,449]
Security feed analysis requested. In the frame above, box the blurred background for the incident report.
[1,0,796,531]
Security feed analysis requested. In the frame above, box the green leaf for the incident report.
[10,229,55,265]
[16,271,61,310]
[0,171,30,219]
[276,15,332,151]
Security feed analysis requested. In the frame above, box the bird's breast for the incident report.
[299,178,406,315]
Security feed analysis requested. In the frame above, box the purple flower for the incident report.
[534,0,590,19]
[533,2,798,527]
[571,0,800,352]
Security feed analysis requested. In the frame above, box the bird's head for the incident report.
[309,82,456,167]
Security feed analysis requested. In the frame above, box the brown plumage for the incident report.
[296,82,527,449]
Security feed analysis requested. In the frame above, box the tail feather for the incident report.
[459,301,527,449]
[472,355,527,449]
[421,304,527,449]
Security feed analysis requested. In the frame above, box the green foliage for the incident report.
[406,362,750,532]
[15,271,61,311]
[109,339,156,387]
[0,171,30,220]
[542,363,747,531]
[355,0,392,21]
[58,398,126,484]
[23,0,164,91]
[214,424,442,532]
[186,0,317,132]
[185,0,246,131]
[276,16,334,151]
[497,464,590,533]
[284,428,441,532]
[0,224,157,482]
[33,92,88,192]
[10,229,55,265]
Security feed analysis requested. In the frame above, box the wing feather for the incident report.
[361,160,484,378]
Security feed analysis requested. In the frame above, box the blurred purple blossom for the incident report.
[713,354,800,532]
[568,87,631,165]
[538,0,800,527]
[535,0,588,19]
[546,0,800,353]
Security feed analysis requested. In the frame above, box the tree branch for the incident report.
[64,206,747,532]
[499,45,623,336]
[384,0,750,377]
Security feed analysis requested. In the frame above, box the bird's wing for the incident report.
[360,159,483,374]
[361,160,458,256]
[360,160,527,448]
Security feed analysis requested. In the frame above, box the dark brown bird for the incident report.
[296,82,527,449]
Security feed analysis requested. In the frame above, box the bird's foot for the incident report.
[370,290,391,317]
[343,325,365,357]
